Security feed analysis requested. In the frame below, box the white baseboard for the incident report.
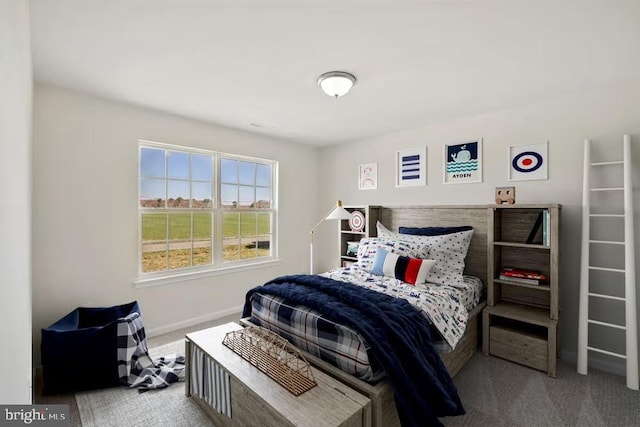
[145,305,243,338]
[561,349,626,377]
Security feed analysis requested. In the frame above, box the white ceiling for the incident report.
[30,0,640,146]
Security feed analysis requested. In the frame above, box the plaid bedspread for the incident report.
[248,269,483,384]
[249,292,384,382]
[117,312,185,392]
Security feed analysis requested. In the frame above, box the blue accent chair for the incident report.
[41,301,140,394]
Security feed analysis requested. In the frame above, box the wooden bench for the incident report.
[185,322,371,427]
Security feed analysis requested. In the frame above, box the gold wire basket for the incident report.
[222,326,317,396]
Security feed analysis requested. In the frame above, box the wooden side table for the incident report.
[186,322,371,427]
[483,304,559,377]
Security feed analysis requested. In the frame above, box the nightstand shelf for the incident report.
[494,279,551,292]
[339,206,380,268]
[493,241,551,250]
[483,204,561,377]
[484,301,555,327]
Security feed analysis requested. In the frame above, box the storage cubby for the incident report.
[493,245,552,309]
[483,204,561,377]
[338,206,380,268]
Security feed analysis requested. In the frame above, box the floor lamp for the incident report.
[309,200,352,274]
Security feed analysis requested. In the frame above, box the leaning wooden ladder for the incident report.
[578,135,638,390]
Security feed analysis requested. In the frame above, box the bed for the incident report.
[242,205,488,427]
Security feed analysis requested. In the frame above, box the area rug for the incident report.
[75,340,215,427]
[76,341,639,427]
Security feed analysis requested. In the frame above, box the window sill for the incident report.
[134,258,281,288]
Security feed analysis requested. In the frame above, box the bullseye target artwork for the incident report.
[349,210,365,232]
[508,142,548,181]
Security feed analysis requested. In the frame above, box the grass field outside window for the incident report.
[139,141,276,278]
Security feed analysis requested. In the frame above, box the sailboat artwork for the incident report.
[444,140,482,184]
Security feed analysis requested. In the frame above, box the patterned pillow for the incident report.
[377,221,474,286]
[370,247,436,285]
[356,237,427,271]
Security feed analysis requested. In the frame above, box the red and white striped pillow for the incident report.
[370,247,436,285]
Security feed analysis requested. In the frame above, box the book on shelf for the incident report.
[499,267,547,283]
[542,209,550,246]
[498,274,543,285]
[525,210,550,245]
[525,212,543,244]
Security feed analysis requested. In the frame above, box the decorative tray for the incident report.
[222,326,317,396]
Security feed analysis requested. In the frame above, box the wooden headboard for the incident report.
[380,205,489,289]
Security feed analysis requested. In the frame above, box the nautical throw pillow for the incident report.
[370,247,436,285]
[356,237,427,271]
[377,221,474,286]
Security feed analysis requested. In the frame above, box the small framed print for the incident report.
[509,142,548,181]
[444,139,482,184]
[359,162,378,190]
[396,147,426,187]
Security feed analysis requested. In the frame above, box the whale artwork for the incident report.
[450,145,471,162]
[444,140,482,184]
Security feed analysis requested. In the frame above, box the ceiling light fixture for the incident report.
[317,71,356,98]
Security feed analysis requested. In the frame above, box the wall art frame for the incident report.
[396,147,427,187]
[358,162,378,190]
[443,139,483,184]
[508,141,548,181]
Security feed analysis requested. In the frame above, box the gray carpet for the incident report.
[75,340,214,427]
[74,341,639,427]
[445,354,640,427]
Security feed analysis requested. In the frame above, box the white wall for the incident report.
[0,0,33,403]
[32,85,319,363]
[318,82,640,375]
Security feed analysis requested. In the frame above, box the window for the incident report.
[138,141,277,280]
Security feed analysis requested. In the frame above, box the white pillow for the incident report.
[377,221,474,286]
[356,237,427,271]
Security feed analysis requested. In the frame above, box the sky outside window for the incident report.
[141,148,271,208]
[239,161,255,185]
[221,158,238,183]
[140,147,165,178]
[168,151,190,179]
[256,164,271,187]
[192,154,213,181]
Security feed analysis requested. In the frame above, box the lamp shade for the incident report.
[318,71,356,98]
[309,199,352,274]
[325,204,353,220]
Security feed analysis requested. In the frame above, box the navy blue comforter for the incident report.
[242,274,464,427]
